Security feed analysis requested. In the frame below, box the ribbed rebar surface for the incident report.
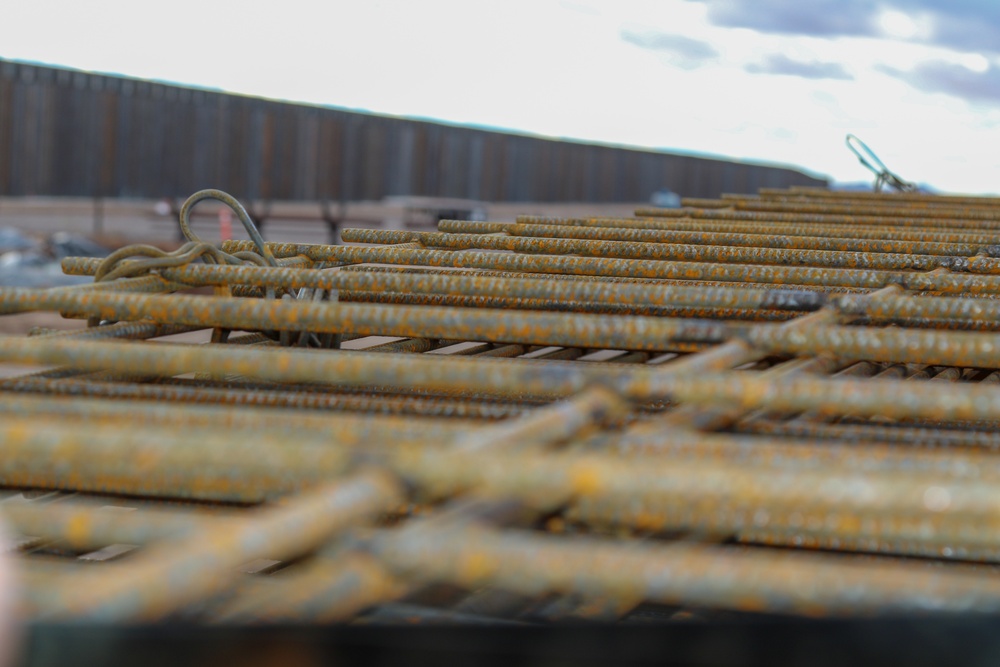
[6,186,1000,624]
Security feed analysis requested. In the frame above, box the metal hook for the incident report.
[845,134,916,193]
[177,189,285,344]
[178,189,278,267]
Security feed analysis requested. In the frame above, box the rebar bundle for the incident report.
[5,186,1000,625]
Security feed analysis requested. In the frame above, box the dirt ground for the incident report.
[0,311,86,335]
[0,196,647,247]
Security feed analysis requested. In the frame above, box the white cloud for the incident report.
[877,9,920,39]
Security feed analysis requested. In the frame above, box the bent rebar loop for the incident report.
[845,134,916,193]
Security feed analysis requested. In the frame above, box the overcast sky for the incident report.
[4,0,999,193]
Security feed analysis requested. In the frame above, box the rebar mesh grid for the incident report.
[4,187,1000,624]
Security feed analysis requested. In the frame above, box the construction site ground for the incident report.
[0,196,644,248]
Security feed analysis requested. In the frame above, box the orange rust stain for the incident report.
[569,462,604,496]
[3,423,31,444]
[459,552,496,582]
[66,514,91,547]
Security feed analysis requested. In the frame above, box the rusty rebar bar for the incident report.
[34,470,401,621]
[12,283,1000,366]
[60,257,833,313]
[772,187,1000,207]
[340,228,1000,275]
[5,335,1000,420]
[728,198,1000,221]
[0,375,527,419]
[510,215,1000,246]
[370,521,1000,616]
[221,240,1000,295]
[516,215,997,245]
[633,205,1000,232]
[441,219,995,258]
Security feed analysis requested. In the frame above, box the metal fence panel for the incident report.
[0,59,827,200]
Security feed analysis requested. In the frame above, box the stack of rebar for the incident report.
[4,185,1000,625]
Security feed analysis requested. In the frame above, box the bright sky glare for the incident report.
[4,0,1000,193]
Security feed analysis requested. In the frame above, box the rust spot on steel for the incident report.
[8,186,1000,625]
